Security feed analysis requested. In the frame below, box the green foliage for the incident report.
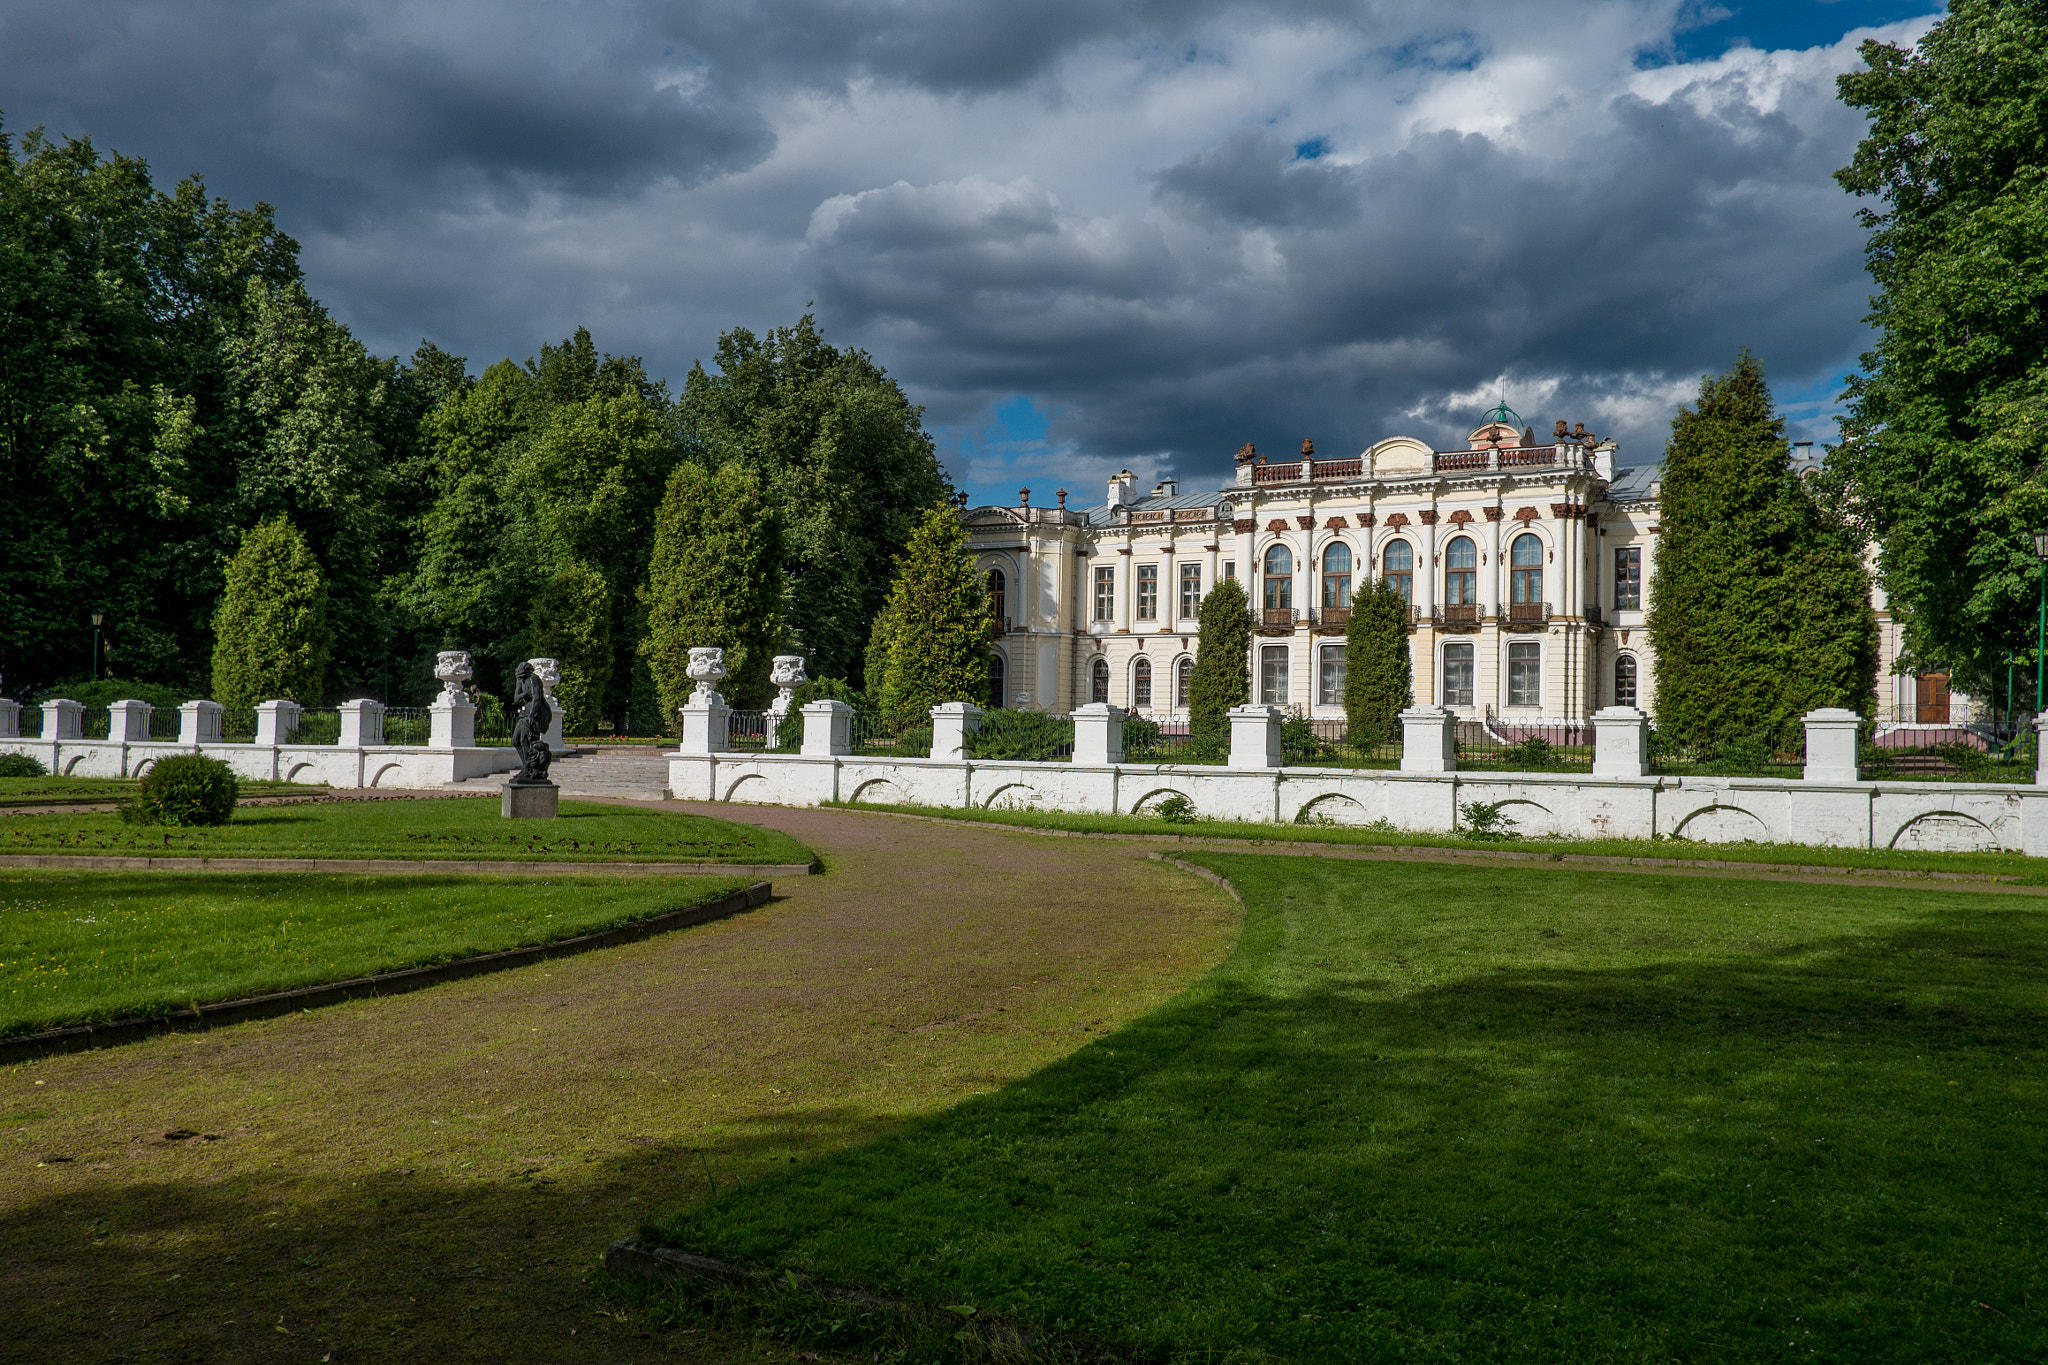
[0,754,48,778]
[529,563,613,734]
[1458,799,1521,840]
[27,678,189,714]
[1152,793,1197,824]
[1833,2,2048,694]
[874,503,994,714]
[643,462,784,724]
[1645,354,1877,737]
[124,754,239,827]
[678,315,949,683]
[210,515,330,713]
[1188,577,1252,749]
[963,710,1073,761]
[1342,575,1413,743]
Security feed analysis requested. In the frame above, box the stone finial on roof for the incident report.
[1235,442,1259,465]
[1019,487,1030,507]
[1300,438,1315,457]
[1056,488,1067,508]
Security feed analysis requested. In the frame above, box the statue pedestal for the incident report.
[502,780,560,820]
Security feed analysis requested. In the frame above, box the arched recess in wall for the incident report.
[723,772,769,803]
[1090,656,1110,704]
[850,777,904,805]
[1887,809,2004,853]
[981,782,1041,810]
[369,762,402,788]
[1128,786,1194,816]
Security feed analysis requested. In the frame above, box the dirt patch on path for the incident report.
[0,808,1238,1364]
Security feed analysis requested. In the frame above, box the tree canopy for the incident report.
[870,503,994,714]
[1832,0,2048,695]
[642,462,784,721]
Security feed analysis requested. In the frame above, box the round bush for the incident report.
[0,753,49,778]
[130,755,239,826]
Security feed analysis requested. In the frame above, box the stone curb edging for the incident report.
[824,806,2042,891]
[1149,853,1246,904]
[1,880,772,1065]
[0,854,815,877]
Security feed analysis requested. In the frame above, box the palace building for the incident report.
[961,410,1923,725]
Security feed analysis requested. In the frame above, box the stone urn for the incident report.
[686,647,728,703]
[768,655,807,716]
[434,650,474,703]
[527,657,561,704]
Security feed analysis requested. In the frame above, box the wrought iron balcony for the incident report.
[1259,607,1299,632]
[1438,603,1480,629]
[1507,601,1551,626]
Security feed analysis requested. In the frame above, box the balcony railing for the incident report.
[1507,601,1551,626]
[1433,444,1580,475]
[1437,603,1480,628]
[1251,461,1305,484]
[1316,606,1351,630]
[1259,607,1298,631]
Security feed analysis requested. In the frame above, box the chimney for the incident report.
[1153,478,1178,497]
[1107,469,1137,507]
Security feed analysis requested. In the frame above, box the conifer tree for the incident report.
[875,503,994,713]
[1342,576,1413,743]
[1647,352,1877,737]
[1188,577,1252,750]
[529,562,613,734]
[210,515,330,713]
[642,462,783,726]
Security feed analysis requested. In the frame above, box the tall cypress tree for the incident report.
[641,462,783,725]
[875,504,994,714]
[1647,353,1877,736]
[1188,577,1252,750]
[210,516,330,713]
[1342,576,1413,743]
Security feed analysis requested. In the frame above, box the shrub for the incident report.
[965,710,1073,761]
[1459,799,1519,841]
[125,755,239,826]
[0,754,48,778]
[1153,793,1198,824]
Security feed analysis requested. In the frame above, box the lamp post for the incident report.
[90,612,104,682]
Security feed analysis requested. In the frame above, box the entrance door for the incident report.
[1915,672,1950,723]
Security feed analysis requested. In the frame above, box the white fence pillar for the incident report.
[1399,705,1458,773]
[254,700,304,746]
[1591,705,1648,778]
[0,697,17,739]
[1071,702,1125,765]
[429,694,475,749]
[678,696,732,755]
[108,699,153,742]
[179,700,223,745]
[2038,715,2048,787]
[339,699,386,748]
[43,699,83,741]
[1802,707,1861,783]
[1227,703,1282,770]
[929,702,984,761]
[800,699,853,757]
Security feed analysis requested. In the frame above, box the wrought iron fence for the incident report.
[1124,716,1227,764]
[80,709,111,740]
[1456,719,1593,772]
[16,708,42,739]
[293,709,342,745]
[965,709,1072,762]
[1861,725,2034,783]
[220,708,258,743]
[1279,717,1402,768]
[383,707,432,745]
[472,696,513,746]
[853,711,935,758]
[726,709,800,753]
[1647,721,1804,777]
[149,709,182,740]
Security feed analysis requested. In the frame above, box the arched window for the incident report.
[985,568,1007,630]
[1175,656,1193,708]
[1614,654,1637,709]
[988,653,1006,710]
[1263,544,1293,611]
[1322,542,1352,610]
[1510,534,1543,605]
[1133,657,1153,708]
[1090,656,1110,704]
[1444,536,1477,605]
[1382,539,1413,604]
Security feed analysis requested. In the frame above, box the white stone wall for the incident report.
[669,750,2048,855]
[0,737,519,787]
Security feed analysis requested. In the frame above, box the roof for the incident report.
[1604,463,1661,503]
[1077,489,1227,528]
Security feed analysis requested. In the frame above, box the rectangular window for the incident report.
[1179,562,1202,618]
[1137,564,1159,620]
[1224,562,1237,579]
[1318,644,1347,706]
[1508,641,1541,707]
[1260,646,1290,705]
[1443,642,1474,708]
[1614,547,1641,610]
[1093,566,1115,621]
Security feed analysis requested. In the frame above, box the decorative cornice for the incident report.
[1447,509,1474,525]
[1417,509,1439,525]
[1514,506,1541,523]
[1355,513,1376,527]
[1232,519,1256,533]
[1266,519,1289,533]
[1383,512,1410,528]
[1482,506,1504,521]
[1294,515,1315,531]
[1324,515,1349,530]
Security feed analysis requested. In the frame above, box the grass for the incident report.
[644,854,2048,1363]
[0,871,756,1036]
[0,796,814,865]
[831,798,2048,882]
[0,775,323,808]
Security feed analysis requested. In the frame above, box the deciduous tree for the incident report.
[642,463,783,725]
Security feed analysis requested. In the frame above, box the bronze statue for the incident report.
[510,660,553,785]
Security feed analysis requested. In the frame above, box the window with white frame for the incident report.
[1444,536,1478,605]
[1136,564,1158,620]
[1090,656,1110,704]
[1259,645,1290,705]
[1133,656,1153,708]
[1508,641,1541,706]
[1442,642,1474,707]
[1263,545,1293,611]
[1614,547,1641,610]
[1382,539,1413,603]
[1092,565,1115,621]
[1318,644,1347,706]
[1510,534,1543,605]
[1322,543,1352,610]
[1175,656,1193,708]
[1179,562,1202,618]
[1614,653,1637,708]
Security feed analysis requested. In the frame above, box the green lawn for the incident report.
[0,870,755,1035]
[834,799,2048,882]
[0,796,814,864]
[643,855,2048,1363]
[0,775,323,808]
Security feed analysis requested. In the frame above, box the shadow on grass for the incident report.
[647,903,2048,1364]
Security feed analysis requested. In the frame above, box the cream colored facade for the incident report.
[964,420,1904,725]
